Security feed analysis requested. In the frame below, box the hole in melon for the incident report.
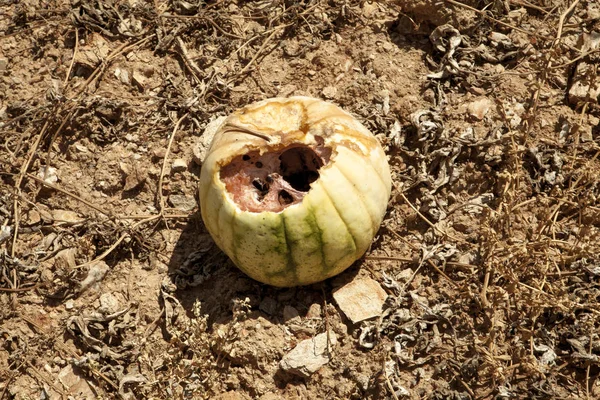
[220,144,332,213]
[278,190,294,205]
[279,147,322,192]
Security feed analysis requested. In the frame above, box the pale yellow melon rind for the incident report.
[198,96,392,287]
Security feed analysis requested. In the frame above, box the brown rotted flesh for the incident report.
[220,144,332,213]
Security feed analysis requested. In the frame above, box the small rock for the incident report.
[280,331,337,377]
[132,70,147,90]
[51,210,84,224]
[322,86,337,99]
[362,1,378,17]
[152,148,167,159]
[168,194,197,212]
[114,67,131,85]
[306,303,322,319]
[65,299,74,310]
[99,292,120,314]
[124,133,138,142]
[213,392,251,400]
[467,98,493,120]
[259,297,278,315]
[283,305,300,323]
[332,277,387,324]
[55,248,77,269]
[38,232,57,250]
[259,393,284,400]
[37,166,58,185]
[581,125,593,142]
[25,209,41,225]
[40,268,54,282]
[397,268,414,282]
[0,226,11,245]
[355,373,370,391]
[192,145,204,166]
[194,116,227,165]
[489,31,513,48]
[58,365,95,398]
[0,57,8,71]
[568,62,600,105]
[141,65,155,77]
[569,34,600,105]
[172,158,187,172]
[120,162,148,191]
[74,144,89,153]
[78,261,109,294]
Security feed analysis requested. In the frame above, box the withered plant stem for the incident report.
[158,113,189,215]
[224,123,273,142]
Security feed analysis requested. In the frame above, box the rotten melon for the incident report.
[199,96,392,287]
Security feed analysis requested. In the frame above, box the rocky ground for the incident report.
[1,0,600,399]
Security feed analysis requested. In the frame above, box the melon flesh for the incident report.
[220,144,332,213]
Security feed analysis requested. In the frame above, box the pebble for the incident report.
[332,277,388,324]
[132,70,147,90]
[114,67,131,85]
[283,305,300,323]
[55,248,77,269]
[121,162,147,191]
[172,158,187,172]
[0,226,10,245]
[78,261,109,294]
[57,365,96,398]
[306,303,322,319]
[51,210,84,224]
[467,98,493,120]
[168,194,197,212]
[194,116,227,165]
[99,292,120,314]
[280,331,337,377]
[25,209,41,225]
[213,392,251,400]
[259,297,278,315]
[582,126,593,142]
[37,166,58,185]
[322,86,337,99]
[192,145,204,166]
[152,148,167,159]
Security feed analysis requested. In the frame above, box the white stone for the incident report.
[467,98,493,120]
[55,248,77,269]
[51,210,84,224]
[168,194,197,211]
[58,365,96,398]
[78,261,109,294]
[37,166,58,185]
[99,292,120,314]
[172,158,187,172]
[333,277,387,324]
[322,86,337,99]
[114,67,131,85]
[280,331,337,377]
[194,116,227,165]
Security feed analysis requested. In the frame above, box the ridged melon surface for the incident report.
[199,96,392,287]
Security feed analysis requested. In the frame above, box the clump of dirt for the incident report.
[2,0,600,399]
